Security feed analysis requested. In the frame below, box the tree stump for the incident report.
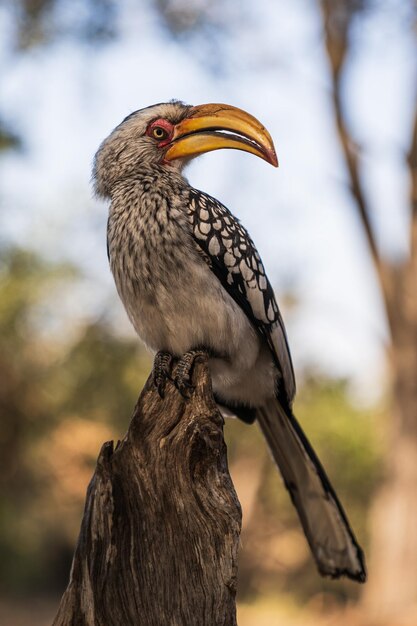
[52,357,242,626]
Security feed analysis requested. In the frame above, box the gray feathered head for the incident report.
[93,100,277,199]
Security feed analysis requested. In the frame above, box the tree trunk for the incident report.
[52,357,242,626]
[319,1,417,618]
[364,260,417,620]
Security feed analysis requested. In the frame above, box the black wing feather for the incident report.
[186,188,296,405]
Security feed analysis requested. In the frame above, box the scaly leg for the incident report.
[153,351,174,398]
[174,349,208,398]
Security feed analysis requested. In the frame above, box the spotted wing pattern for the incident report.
[185,187,296,404]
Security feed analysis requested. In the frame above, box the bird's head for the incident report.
[93,100,278,198]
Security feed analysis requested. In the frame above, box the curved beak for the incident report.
[164,103,278,167]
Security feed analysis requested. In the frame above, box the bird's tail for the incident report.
[256,398,366,582]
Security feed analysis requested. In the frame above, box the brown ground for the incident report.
[1,597,416,626]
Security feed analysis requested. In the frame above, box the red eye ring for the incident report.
[146,118,174,144]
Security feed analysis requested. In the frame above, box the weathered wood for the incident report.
[53,357,242,626]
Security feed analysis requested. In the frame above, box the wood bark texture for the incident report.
[52,357,242,626]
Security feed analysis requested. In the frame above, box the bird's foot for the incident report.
[174,349,208,398]
[153,351,174,398]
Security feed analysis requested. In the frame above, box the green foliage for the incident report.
[46,322,150,427]
[0,247,150,593]
[296,378,381,507]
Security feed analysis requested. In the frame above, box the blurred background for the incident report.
[0,0,416,624]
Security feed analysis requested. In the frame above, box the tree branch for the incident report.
[320,0,399,336]
[407,101,417,255]
[321,1,381,270]
[52,358,242,626]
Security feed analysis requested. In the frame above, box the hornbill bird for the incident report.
[93,101,366,583]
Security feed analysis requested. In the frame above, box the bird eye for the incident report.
[152,126,168,140]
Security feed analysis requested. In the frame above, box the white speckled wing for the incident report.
[185,187,296,405]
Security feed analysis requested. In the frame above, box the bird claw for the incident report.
[174,376,195,399]
[153,351,174,398]
[173,349,207,398]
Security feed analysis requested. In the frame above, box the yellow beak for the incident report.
[164,103,278,167]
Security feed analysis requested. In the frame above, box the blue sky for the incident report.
[0,0,415,403]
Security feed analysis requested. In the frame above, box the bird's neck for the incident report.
[108,165,192,231]
[109,165,188,201]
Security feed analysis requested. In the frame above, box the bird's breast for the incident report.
[107,198,257,362]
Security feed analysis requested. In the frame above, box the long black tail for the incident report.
[256,398,366,582]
